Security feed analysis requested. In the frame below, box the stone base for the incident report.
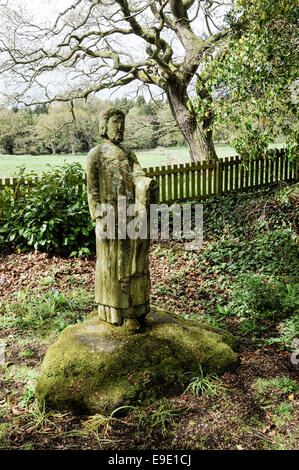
[97,301,150,326]
[36,307,239,415]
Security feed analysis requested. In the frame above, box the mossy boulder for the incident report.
[36,307,239,415]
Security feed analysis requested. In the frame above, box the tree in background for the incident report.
[156,104,185,147]
[0,96,185,155]
[124,96,158,149]
[0,108,39,155]
[0,0,237,162]
[75,98,108,151]
[36,108,70,155]
[189,0,298,162]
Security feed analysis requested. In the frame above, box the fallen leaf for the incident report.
[261,425,271,433]
[11,407,23,416]
[25,425,36,433]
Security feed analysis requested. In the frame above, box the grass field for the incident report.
[0,143,285,177]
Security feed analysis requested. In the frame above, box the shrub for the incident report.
[227,273,299,333]
[201,229,298,277]
[0,163,95,255]
[267,315,299,348]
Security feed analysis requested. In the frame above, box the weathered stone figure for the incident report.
[87,109,158,328]
[37,111,239,415]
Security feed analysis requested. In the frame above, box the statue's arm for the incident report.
[130,151,159,205]
[86,147,101,222]
[130,150,147,178]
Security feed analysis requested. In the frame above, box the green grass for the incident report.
[0,287,94,335]
[252,377,299,396]
[0,153,88,177]
[184,366,226,397]
[0,143,285,177]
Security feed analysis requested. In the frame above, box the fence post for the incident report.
[216,160,223,195]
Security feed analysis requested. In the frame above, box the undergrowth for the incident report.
[198,183,299,344]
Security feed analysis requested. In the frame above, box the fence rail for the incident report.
[0,149,297,203]
[145,149,297,202]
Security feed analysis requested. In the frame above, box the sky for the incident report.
[1,0,165,102]
[0,1,229,104]
[16,0,73,21]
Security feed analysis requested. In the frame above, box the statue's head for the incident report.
[99,108,125,144]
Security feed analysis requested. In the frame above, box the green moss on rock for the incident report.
[36,307,239,415]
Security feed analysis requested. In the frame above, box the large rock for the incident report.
[36,307,239,415]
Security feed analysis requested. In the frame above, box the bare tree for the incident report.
[0,0,233,162]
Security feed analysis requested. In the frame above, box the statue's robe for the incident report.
[87,139,158,324]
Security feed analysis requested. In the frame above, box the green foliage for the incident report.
[232,123,274,161]
[198,184,298,280]
[117,400,180,438]
[194,183,299,341]
[274,402,293,418]
[253,377,299,396]
[185,366,226,397]
[0,108,39,155]
[138,402,178,437]
[0,97,184,156]
[23,400,59,433]
[0,287,93,334]
[267,315,299,348]
[20,370,40,408]
[200,229,298,277]
[197,0,299,161]
[201,184,299,241]
[124,99,158,149]
[0,163,95,255]
[227,274,299,332]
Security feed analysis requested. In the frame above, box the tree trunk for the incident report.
[167,82,218,163]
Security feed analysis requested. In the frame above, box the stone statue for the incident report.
[87,109,159,328]
[37,110,238,413]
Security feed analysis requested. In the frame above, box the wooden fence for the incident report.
[145,149,298,203]
[0,149,297,203]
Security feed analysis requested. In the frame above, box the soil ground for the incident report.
[0,244,298,451]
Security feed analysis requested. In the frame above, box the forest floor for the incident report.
[0,182,298,451]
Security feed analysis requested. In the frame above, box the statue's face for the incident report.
[107,114,125,143]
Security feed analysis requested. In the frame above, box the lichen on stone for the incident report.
[36,307,239,415]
